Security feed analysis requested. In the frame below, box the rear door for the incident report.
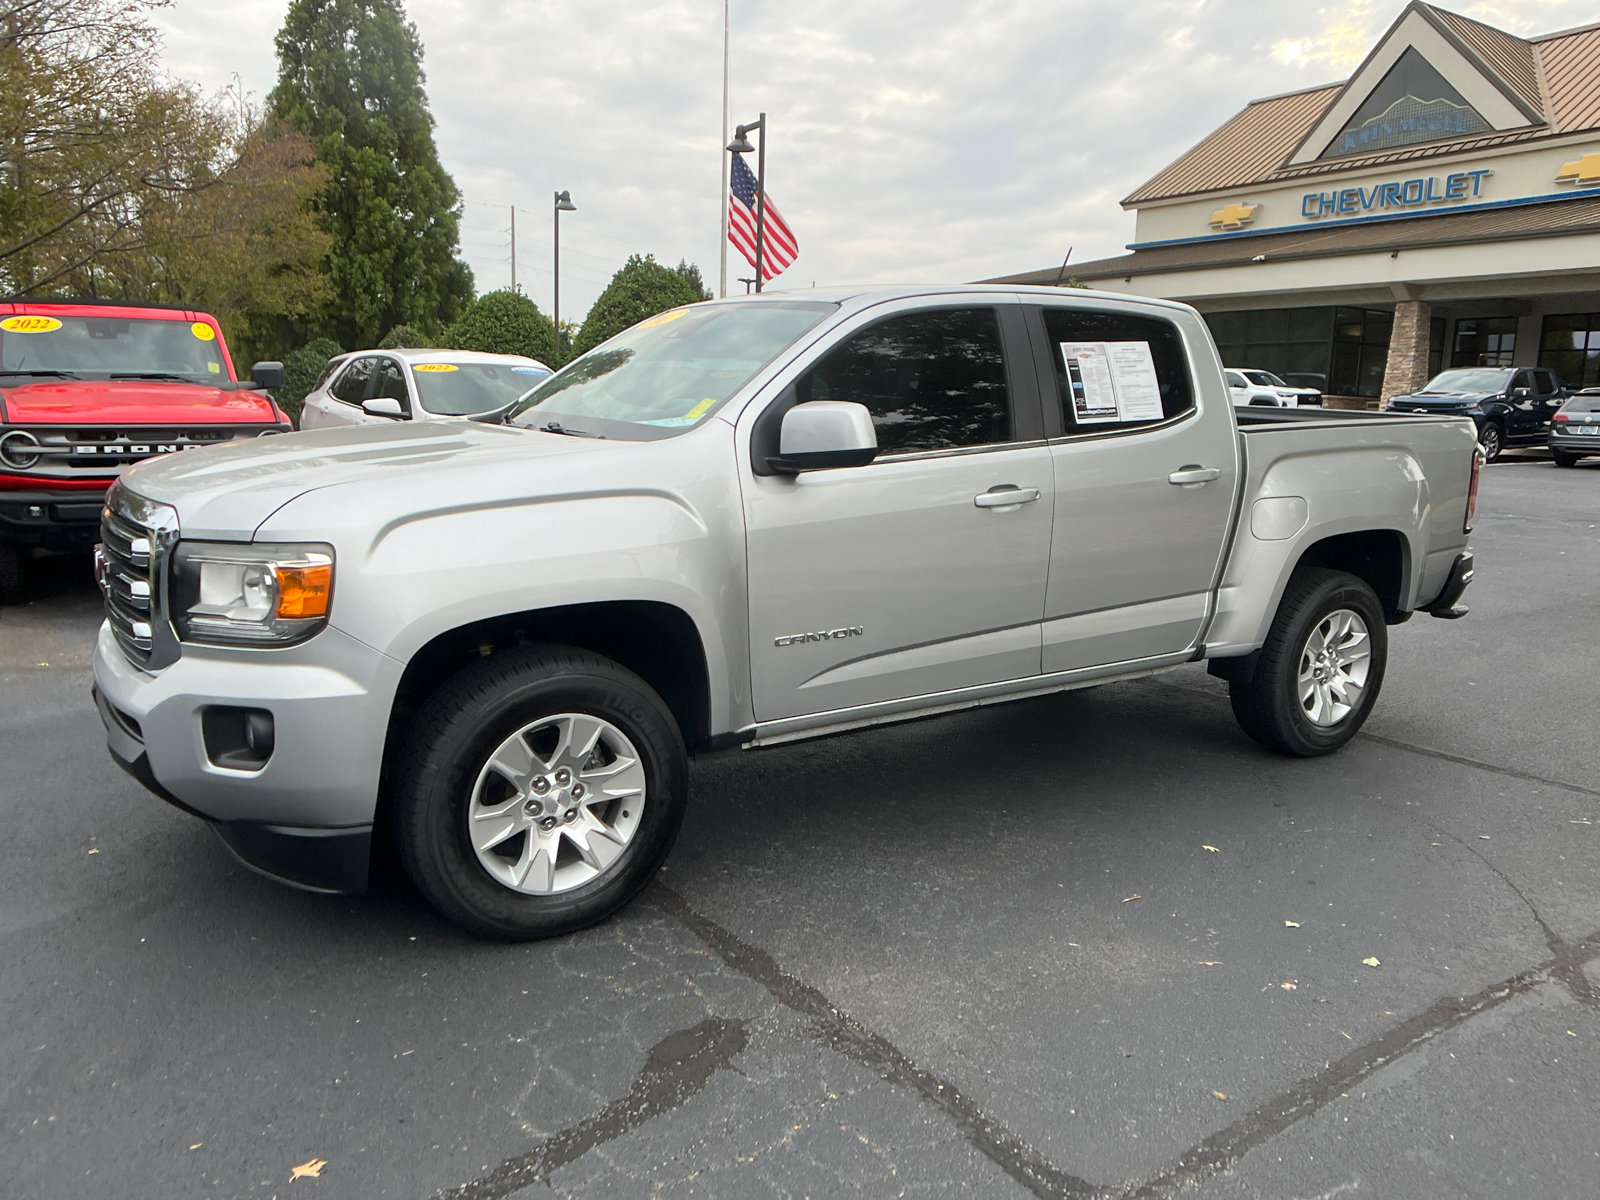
[1532,368,1563,431]
[1027,301,1237,673]
[741,297,1053,723]
[1506,369,1541,438]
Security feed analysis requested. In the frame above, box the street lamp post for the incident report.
[553,190,576,362]
[726,114,767,292]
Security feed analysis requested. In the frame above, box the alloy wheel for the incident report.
[1296,608,1372,727]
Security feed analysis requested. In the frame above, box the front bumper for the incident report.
[0,486,108,549]
[92,621,403,893]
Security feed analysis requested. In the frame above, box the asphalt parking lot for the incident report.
[3,452,1598,1200]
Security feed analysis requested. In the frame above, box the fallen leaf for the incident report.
[1196,960,1221,966]
[1284,920,1301,928]
[1068,942,1080,947]
[1569,1030,1578,1037]
[1340,1031,1352,1040]
[1479,835,1491,840]
[87,848,99,855]
[1202,845,1220,852]
[1280,981,1298,990]
[189,1143,202,1150]
[1363,956,1381,967]
[1431,842,1441,846]
[1212,1090,1228,1101]
[1122,894,1141,903]
[290,1158,327,1180]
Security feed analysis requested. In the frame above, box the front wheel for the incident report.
[1229,569,1388,757]
[392,645,688,940]
[1478,422,1504,463]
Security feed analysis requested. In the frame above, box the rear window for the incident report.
[1038,307,1195,433]
[1563,395,1600,412]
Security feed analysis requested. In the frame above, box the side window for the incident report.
[373,359,411,413]
[313,357,344,390]
[1224,370,1247,388]
[1039,307,1196,433]
[1533,369,1558,395]
[794,308,1010,454]
[1509,369,1533,394]
[331,356,378,404]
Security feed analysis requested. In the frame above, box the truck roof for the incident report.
[1,296,206,315]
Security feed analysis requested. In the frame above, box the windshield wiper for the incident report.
[111,372,193,382]
[538,421,604,439]
[0,369,79,379]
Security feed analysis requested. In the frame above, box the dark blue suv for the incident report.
[1386,366,1567,462]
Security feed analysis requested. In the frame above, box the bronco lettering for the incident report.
[774,626,864,647]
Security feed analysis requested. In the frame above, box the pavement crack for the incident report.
[1355,732,1600,799]
[441,1016,748,1199]
[1118,928,1600,1198]
[653,885,1101,1200]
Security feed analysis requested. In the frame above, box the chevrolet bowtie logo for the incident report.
[1555,152,1600,186]
[1209,202,1259,230]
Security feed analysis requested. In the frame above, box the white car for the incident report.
[1225,369,1321,407]
[299,348,551,429]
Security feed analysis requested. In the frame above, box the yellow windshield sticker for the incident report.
[413,363,458,372]
[1,315,62,333]
[191,322,215,341]
[682,398,716,421]
[638,309,687,330]
[207,361,221,373]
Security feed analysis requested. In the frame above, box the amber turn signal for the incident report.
[275,563,332,619]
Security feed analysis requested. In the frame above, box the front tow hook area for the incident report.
[1423,550,1474,619]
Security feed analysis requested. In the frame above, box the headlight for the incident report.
[170,542,334,646]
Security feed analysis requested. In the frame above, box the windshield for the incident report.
[0,313,228,381]
[412,361,550,415]
[1244,370,1286,387]
[1420,368,1511,394]
[507,300,837,438]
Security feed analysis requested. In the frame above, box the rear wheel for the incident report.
[1478,422,1504,463]
[1552,451,1579,468]
[1229,569,1387,757]
[393,645,688,940]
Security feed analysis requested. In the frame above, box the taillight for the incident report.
[1553,411,1569,423]
[1464,445,1482,534]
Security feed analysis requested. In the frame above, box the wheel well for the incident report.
[1293,530,1409,623]
[382,601,713,786]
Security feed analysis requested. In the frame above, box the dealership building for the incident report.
[995,2,1600,404]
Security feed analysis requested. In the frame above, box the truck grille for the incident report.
[100,506,156,665]
[98,485,180,670]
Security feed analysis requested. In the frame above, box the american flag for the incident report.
[729,154,797,281]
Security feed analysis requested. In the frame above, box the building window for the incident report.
[1451,317,1517,367]
[1428,317,1446,379]
[1538,313,1600,389]
[1330,307,1390,397]
[1207,307,1334,390]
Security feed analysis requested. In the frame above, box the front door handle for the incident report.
[974,485,1042,511]
[1168,466,1221,487]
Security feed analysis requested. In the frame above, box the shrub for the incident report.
[441,289,555,364]
[277,336,343,426]
[378,324,432,349]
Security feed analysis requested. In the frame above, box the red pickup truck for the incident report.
[0,298,290,596]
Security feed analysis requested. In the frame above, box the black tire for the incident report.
[1552,451,1579,468]
[1478,422,1503,463]
[392,644,688,940]
[0,543,21,602]
[1229,568,1388,757]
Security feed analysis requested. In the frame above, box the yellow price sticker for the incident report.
[637,309,688,330]
[413,363,458,372]
[1,315,63,334]
[207,361,221,374]
[682,398,716,421]
[191,322,216,341]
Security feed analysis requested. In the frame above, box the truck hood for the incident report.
[0,378,279,425]
[118,419,614,539]
[1390,392,1490,408]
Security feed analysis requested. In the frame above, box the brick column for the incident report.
[1381,299,1433,403]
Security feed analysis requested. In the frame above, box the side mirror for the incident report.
[362,397,405,419]
[770,401,878,473]
[249,361,285,390]
[1512,387,1532,399]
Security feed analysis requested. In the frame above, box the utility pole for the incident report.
[510,204,517,291]
[553,191,576,363]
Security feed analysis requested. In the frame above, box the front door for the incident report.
[1028,303,1237,673]
[742,301,1053,723]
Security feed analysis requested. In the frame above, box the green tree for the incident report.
[269,0,473,349]
[571,254,702,358]
[277,335,343,426]
[441,289,554,363]
[674,259,712,301]
[378,324,431,348]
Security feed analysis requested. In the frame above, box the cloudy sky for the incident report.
[151,0,1600,320]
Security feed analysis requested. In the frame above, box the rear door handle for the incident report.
[974,486,1042,510]
[1168,466,1221,487]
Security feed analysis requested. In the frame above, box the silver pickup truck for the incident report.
[91,287,1480,939]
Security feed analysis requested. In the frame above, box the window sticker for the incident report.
[510,366,549,376]
[1059,341,1164,424]
[207,361,221,374]
[638,397,718,428]
[191,322,216,341]
[0,315,62,334]
[637,309,688,330]
[413,363,459,372]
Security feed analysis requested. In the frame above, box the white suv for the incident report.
[300,348,551,429]
[1225,369,1321,407]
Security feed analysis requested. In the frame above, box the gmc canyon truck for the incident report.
[0,298,289,596]
[90,287,1480,940]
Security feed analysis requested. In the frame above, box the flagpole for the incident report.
[754,111,766,293]
[718,0,729,299]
